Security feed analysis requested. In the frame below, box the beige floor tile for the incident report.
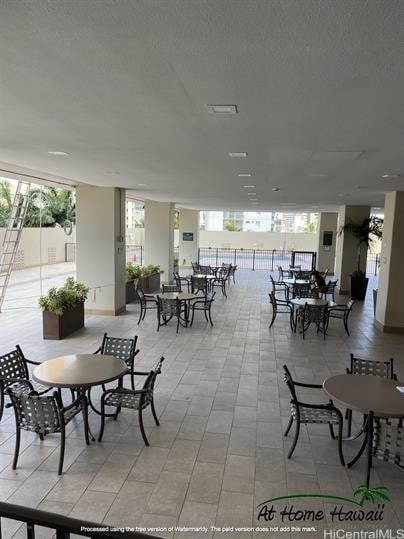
[187,461,224,504]
[146,471,191,517]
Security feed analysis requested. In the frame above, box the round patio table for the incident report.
[323,374,404,484]
[282,278,310,285]
[291,298,337,308]
[33,354,128,440]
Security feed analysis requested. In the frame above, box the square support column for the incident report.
[315,212,338,274]
[179,209,200,267]
[375,191,404,332]
[76,186,126,315]
[144,201,175,279]
[335,205,370,295]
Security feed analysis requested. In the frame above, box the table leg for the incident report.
[79,391,95,442]
[346,413,372,469]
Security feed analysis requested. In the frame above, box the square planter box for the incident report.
[126,273,161,303]
[42,302,85,340]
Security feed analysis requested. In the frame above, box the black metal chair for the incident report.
[173,271,190,292]
[283,365,345,466]
[345,355,396,437]
[98,357,164,446]
[270,274,288,299]
[268,292,295,331]
[162,283,181,293]
[190,292,215,326]
[366,416,404,488]
[292,283,313,299]
[212,267,229,297]
[191,275,209,295]
[137,287,158,324]
[228,264,237,284]
[295,302,329,339]
[7,381,88,475]
[157,296,187,333]
[322,280,338,302]
[326,299,355,336]
[0,345,53,421]
[191,262,200,274]
[94,333,139,389]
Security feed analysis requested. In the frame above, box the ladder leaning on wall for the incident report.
[0,180,31,312]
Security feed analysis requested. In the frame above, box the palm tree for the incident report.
[338,216,383,277]
[354,485,390,507]
[25,187,75,227]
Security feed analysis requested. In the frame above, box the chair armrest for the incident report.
[103,387,148,397]
[131,370,149,376]
[61,394,84,413]
[297,401,340,411]
[0,376,33,387]
[93,346,102,355]
[24,358,42,366]
[134,349,140,357]
[293,381,323,389]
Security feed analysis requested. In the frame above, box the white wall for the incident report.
[0,227,75,269]
[199,231,317,251]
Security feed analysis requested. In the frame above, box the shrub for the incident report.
[38,277,89,316]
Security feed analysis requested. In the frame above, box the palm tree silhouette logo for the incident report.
[354,485,390,507]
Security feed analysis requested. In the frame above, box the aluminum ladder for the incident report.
[0,180,31,312]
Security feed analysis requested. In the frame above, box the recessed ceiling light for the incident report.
[228,152,248,158]
[381,174,400,179]
[237,173,252,177]
[243,185,255,188]
[247,192,256,196]
[374,207,382,210]
[249,198,258,201]
[357,185,369,189]
[272,187,280,192]
[208,104,238,114]
[48,151,69,156]
[137,183,147,187]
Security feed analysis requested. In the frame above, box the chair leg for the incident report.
[130,371,135,391]
[329,423,336,440]
[269,311,276,329]
[0,388,4,422]
[337,419,345,467]
[204,309,208,322]
[82,396,90,445]
[287,420,300,458]
[208,307,214,327]
[12,427,21,470]
[58,428,66,475]
[137,305,143,325]
[346,409,352,437]
[284,416,293,436]
[151,399,160,426]
[344,316,350,336]
[98,397,106,442]
[138,409,149,446]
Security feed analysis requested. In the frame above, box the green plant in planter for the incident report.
[338,216,383,277]
[173,257,179,268]
[38,277,89,316]
[126,262,142,283]
[141,264,163,277]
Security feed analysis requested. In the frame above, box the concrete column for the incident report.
[375,191,404,332]
[144,200,174,279]
[335,205,370,294]
[315,212,338,274]
[179,209,200,267]
[76,186,126,315]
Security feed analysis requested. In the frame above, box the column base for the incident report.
[374,320,404,333]
[85,306,126,316]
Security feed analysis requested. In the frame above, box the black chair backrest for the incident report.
[191,275,208,294]
[162,284,180,293]
[100,334,137,365]
[0,346,29,388]
[139,357,165,407]
[348,354,395,379]
[7,385,61,435]
[282,365,298,403]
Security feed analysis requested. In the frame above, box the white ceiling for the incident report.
[1,0,404,211]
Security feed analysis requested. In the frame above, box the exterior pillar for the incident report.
[315,212,338,274]
[76,186,126,315]
[144,201,174,279]
[335,205,370,294]
[179,209,200,267]
[375,191,404,332]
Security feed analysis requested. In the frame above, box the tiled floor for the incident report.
[0,265,404,538]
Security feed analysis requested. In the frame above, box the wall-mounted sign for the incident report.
[323,231,333,246]
[183,232,194,241]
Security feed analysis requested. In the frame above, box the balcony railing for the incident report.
[0,501,161,538]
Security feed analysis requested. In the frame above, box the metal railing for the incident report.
[197,248,317,271]
[0,501,160,538]
[64,242,76,262]
[366,253,380,276]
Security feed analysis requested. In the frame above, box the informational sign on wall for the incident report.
[183,232,194,241]
[323,231,333,246]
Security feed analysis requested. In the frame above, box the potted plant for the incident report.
[338,216,383,300]
[38,277,89,339]
[173,257,179,273]
[125,263,163,302]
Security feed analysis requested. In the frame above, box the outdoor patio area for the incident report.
[0,265,403,538]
